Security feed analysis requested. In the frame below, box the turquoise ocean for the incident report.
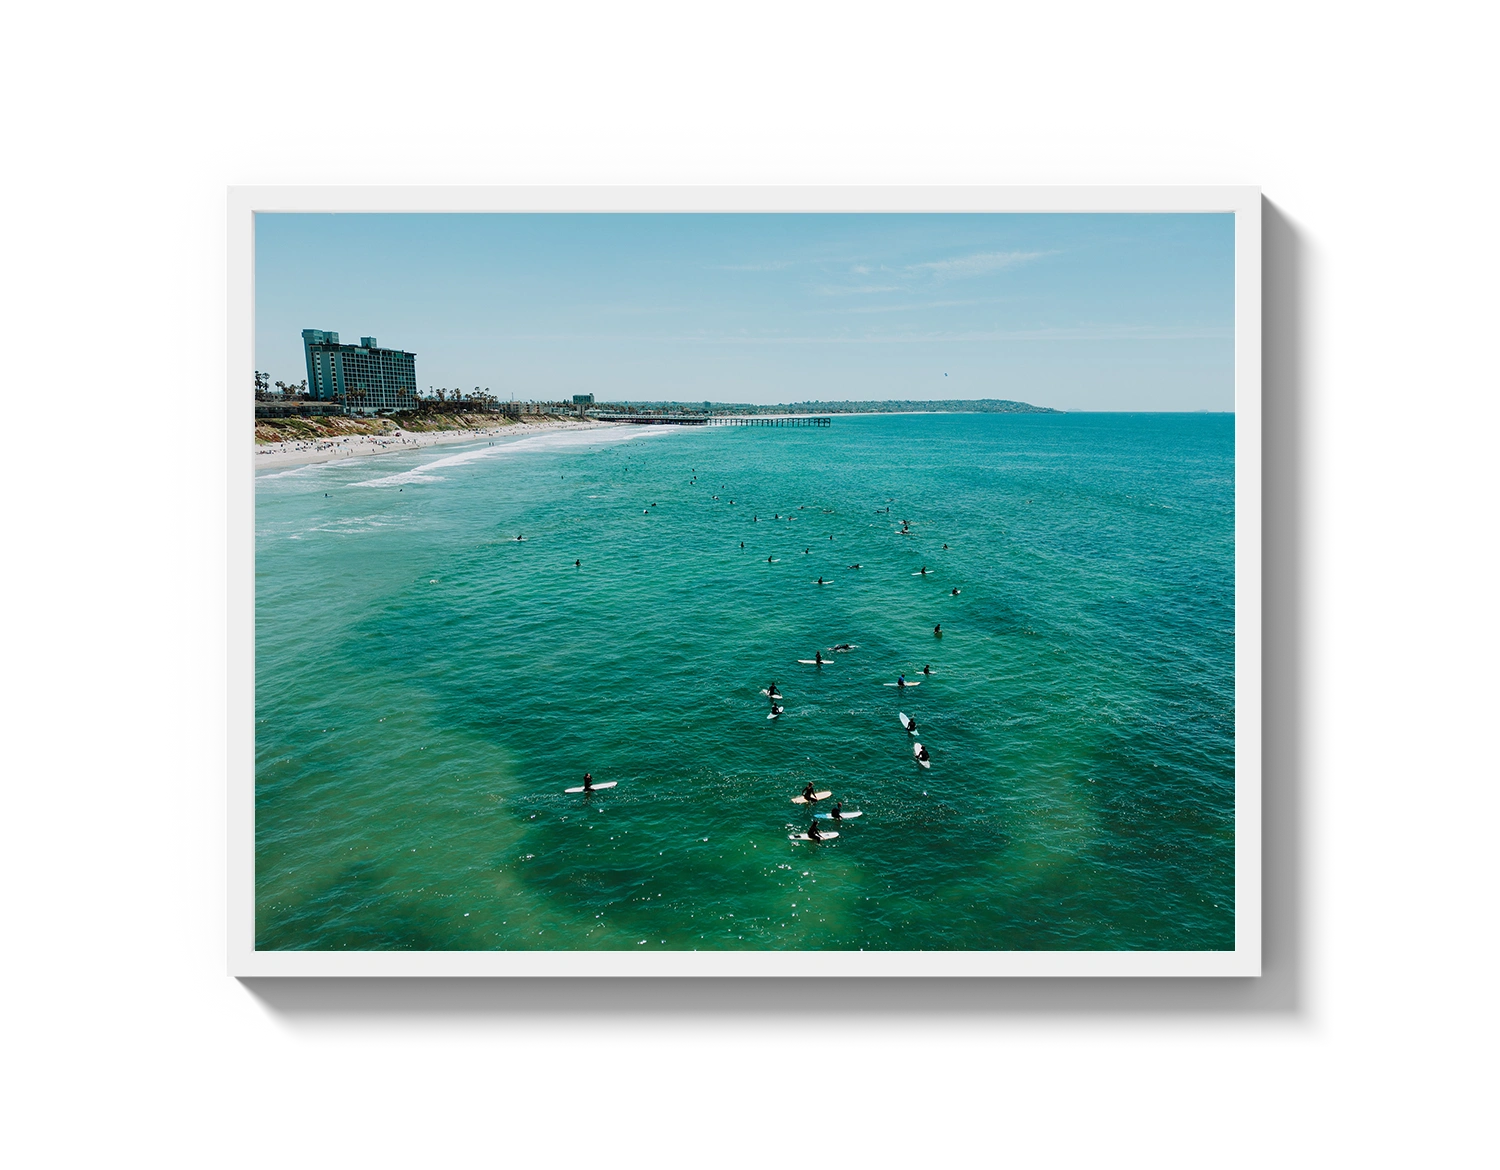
[255,413,1235,950]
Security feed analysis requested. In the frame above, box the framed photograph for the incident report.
[229,187,1260,976]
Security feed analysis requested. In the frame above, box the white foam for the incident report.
[350,426,671,488]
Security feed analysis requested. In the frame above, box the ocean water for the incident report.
[255,413,1235,951]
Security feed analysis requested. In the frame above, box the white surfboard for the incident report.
[899,712,915,731]
[814,811,862,820]
[788,831,839,841]
[564,781,619,793]
[797,659,831,665]
[760,689,784,697]
[913,743,931,769]
[883,680,920,687]
[791,791,833,804]
[912,571,929,576]
[767,708,784,719]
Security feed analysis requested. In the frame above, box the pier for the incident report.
[593,413,831,427]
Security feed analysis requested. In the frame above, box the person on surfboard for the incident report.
[830,801,844,821]
[815,650,825,664]
[906,717,917,736]
[897,673,907,688]
[923,664,931,675]
[807,820,824,841]
[582,772,594,792]
[916,745,930,764]
[933,624,942,636]
[802,782,818,803]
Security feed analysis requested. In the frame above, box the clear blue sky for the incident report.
[255,213,1234,410]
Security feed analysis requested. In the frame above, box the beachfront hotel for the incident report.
[301,329,418,415]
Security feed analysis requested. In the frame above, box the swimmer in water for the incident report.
[833,643,852,651]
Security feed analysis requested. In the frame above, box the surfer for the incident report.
[807,820,824,841]
[768,682,781,698]
[802,781,818,803]
[906,717,917,735]
[934,624,942,636]
[849,563,861,569]
[920,566,928,575]
[768,555,774,563]
[922,664,932,675]
[951,587,960,595]
[830,801,844,821]
[817,576,825,585]
[582,772,594,792]
[575,559,581,567]
[815,650,824,664]
[833,643,852,651]
[897,673,907,688]
[916,744,930,764]
[943,543,949,550]
[740,542,744,548]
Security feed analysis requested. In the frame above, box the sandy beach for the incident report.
[254,416,623,469]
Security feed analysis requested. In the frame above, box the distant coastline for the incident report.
[615,398,1059,415]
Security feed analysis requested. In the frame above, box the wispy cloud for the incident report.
[907,250,1052,280]
[497,324,1231,345]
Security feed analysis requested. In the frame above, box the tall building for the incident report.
[302,329,418,415]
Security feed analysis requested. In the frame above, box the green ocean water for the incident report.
[255,413,1235,951]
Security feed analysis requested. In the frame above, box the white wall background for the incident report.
[0,0,1488,1164]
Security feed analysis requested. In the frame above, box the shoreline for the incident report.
[254,417,623,470]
